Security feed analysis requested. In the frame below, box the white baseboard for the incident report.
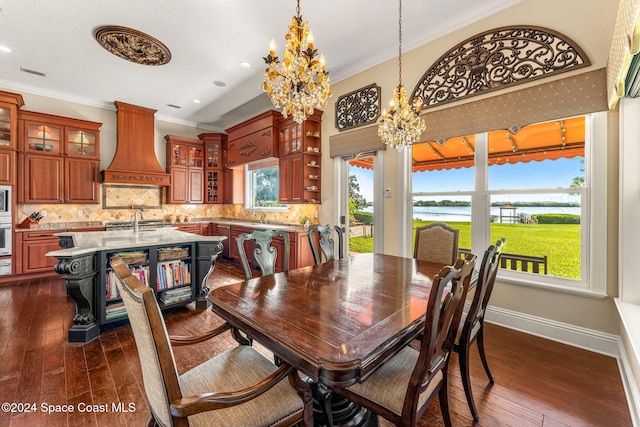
[473,303,620,357]
[617,339,640,427]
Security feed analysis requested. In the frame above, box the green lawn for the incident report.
[349,219,581,279]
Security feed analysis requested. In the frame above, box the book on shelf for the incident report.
[160,286,192,304]
[156,261,191,291]
[105,302,127,320]
[106,265,150,299]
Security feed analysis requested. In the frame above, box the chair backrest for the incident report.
[110,256,181,427]
[308,224,345,264]
[413,222,460,265]
[460,238,505,344]
[404,254,476,421]
[236,229,290,280]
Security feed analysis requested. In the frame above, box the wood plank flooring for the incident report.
[0,259,632,426]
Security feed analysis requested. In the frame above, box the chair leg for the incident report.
[438,376,452,427]
[459,342,480,421]
[146,415,158,427]
[476,324,494,384]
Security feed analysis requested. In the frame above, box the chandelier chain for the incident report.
[399,0,402,88]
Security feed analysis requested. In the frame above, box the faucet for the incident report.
[258,208,265,224]
[133,209,145,234]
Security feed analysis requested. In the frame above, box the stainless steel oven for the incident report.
[0,219,11,256]
[0,185,10,217]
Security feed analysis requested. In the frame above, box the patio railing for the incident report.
[459,248,547,275]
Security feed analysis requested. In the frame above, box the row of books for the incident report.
[159,286,192,305]
[105,302,126,320]
[156,261,191,291]
[105,266,150,300]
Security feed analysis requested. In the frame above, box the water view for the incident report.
[362,205,580,222]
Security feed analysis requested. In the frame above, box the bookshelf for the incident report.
[99,242,196,325]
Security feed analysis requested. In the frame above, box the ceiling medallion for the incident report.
[93,26,171,66]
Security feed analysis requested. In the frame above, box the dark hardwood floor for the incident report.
[0,259,632,427]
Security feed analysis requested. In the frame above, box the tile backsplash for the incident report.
[17,185,320,226]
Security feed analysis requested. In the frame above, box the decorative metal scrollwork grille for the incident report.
[335,83,381,131]
[411,26,590,109]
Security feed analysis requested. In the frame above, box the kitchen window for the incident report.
[408,112,607,297]
[244,158,287,211]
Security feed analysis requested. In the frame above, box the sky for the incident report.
[349,156,585,204]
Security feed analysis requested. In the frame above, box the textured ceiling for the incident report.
[0,0,521,131]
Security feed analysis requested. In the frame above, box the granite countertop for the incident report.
[46,228,226,258]
[19,217,308,233]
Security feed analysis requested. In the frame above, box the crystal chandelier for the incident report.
[378,0,425,149]
[262,0,332,124]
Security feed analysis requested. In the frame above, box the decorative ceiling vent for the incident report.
[411,26,590,109]
[93,25,171,66]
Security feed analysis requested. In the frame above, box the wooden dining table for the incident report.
[208,252,459,426]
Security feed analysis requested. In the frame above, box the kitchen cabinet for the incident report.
[17,111,101,204]
[0,91,24,185]
[0,151,16,185]
[227,224,314,271]
[199,132,227,204]
[16,230,60,274]
[0,90,24,150]
[164,135,204,204]
[225,110,279,168]
[278,110,322,204]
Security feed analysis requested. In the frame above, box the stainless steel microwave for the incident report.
[0,185,10,217]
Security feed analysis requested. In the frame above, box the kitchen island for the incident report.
[47,228,226,343]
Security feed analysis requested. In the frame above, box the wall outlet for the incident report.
[314,211,319,218]
[40,210,46,217]
[291,211,297,217]
[77,210,83,217]
[384,189,392,198]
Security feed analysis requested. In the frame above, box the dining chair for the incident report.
[413,222,460,265]
[236,229,290,280]
[109,256,313,427]
[331,254,477,427]
[307,224,345,264]
[454,237,506,421]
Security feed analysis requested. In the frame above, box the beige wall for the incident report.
[320,0,620,334]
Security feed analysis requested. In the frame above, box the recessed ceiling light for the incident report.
[239,61,251,68]
[213,80,226,87]
[0,46,12,53]
[193,99,201,104]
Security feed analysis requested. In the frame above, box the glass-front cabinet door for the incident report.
[0,107,12,148]
[189,146,204,168]
[205,142,220,169]
[0,91,24,149]
[66,128,98,158]
[24,121,62,154]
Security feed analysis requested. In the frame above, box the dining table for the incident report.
[208,252,468,426]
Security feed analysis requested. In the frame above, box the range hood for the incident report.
[100,101,171,186]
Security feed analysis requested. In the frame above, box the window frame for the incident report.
[243,159,288,213]
[405,112,607,298]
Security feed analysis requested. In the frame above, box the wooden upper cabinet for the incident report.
[225,110,279,167]
[278,110,322,156]
[164,135,204,204]
[17,110,102,204]
[0,90,24,150]
[199,133,227,204]
[0,150,15,185]
[65,158,99,203]
[19,111,101,159]
[22,154,64,203]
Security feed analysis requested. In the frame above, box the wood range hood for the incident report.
[100,101,171,186]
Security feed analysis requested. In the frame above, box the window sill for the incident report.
[497,270,607,299]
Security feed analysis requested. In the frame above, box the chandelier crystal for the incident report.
[262,0,332,124]
[378,0,425,149]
